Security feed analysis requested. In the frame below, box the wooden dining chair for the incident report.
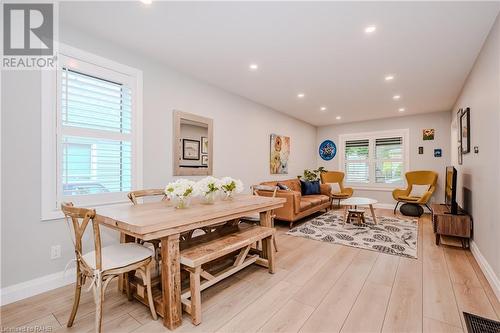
[240,185,279,252]
[127,188,167,205]
[127,189,167,255]
[62,202,157,333]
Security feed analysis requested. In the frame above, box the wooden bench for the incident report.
[180,224,276,325]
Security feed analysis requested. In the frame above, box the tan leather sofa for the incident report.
[257,179,331,228]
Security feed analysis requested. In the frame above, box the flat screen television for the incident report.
[445,166,459,214]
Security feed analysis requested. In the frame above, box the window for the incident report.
[339,130,409,188]
[42,46,142,220]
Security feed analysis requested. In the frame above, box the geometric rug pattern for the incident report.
[287,211,418,259]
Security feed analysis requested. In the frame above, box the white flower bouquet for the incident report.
[164,179,195,209]
[220,177,244,199]
[193,176,221,204]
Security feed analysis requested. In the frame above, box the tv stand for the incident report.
[431,204,472,248]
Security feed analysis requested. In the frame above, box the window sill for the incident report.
[349,186,399,192]
[41,200,131,221]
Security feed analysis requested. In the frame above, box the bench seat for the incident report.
[180,224,275,325]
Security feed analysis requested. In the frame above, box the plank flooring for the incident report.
[2,209,499,333]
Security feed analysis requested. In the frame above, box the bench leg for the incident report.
[189,266,202,325]
[264,236,275,274]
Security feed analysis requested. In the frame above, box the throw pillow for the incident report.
[277,183,290,191]
[327,182,341,194]
[300,180,321,195]
[409,184,430,197]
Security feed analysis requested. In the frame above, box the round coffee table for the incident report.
[341,197,378,224]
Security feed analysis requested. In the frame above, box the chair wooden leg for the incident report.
[94,278,104,333]
[272,235,278,252]
[67,268,83,327]
[145,263,158,320]
[189,266,202,325]
[265,236,276,274]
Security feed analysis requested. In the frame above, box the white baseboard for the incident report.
[374,203,394,210]
[0,268,76,306]
[470,240,500,302]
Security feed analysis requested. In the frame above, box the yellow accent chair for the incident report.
[320,171,354,207]
[392,170,438,214]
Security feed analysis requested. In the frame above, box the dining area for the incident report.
[62,183,285,332]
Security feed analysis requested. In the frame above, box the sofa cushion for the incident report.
[302,194,329,206]
[300,180,321,195]
[299,200,313,211]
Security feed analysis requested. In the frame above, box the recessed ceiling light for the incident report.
[398,108,406,112]
[249,63,258,71]
[297,93,305,98]
[393,95,401,100]
[364,25,376,34]
[336,116,342,120]
[385,75,395,81]
[140,0,152,4]
[320,106,327,111]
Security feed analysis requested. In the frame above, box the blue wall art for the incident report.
[319,140,337,161]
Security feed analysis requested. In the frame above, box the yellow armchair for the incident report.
[392,170,438,213]
[320,171,354,207]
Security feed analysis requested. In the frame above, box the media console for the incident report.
[431,203,472,249]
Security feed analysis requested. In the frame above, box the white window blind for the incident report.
[345,139,369,183]
[375,137,403,184]
[60,67,133,197]
[340,130,408,188]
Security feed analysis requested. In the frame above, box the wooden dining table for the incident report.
[94,194,285,330]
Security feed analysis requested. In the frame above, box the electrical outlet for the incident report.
[50,245,61,259]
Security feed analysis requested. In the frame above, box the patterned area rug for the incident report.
[286,211,418,259]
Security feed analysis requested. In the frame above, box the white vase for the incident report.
[202,192,217,204]
[223,191,234,200]
[173,196,191,209]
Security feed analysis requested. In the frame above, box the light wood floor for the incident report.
[2,209,499,333]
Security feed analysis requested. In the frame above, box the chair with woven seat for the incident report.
[320,171,354,207]
[392,170,438,214]
[62,202,157,333]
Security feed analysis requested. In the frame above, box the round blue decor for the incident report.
[319,140,337,160]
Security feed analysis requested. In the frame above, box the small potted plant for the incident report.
[164,179,195,209]
[194,176,221,204]
[220,177,243,200]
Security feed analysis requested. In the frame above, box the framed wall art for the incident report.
[460,107,470,154]
[182,139,200,160]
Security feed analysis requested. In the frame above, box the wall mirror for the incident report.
[173,110,213,176]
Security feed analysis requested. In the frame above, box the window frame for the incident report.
[338,129,410,191]
[41,44,143,221]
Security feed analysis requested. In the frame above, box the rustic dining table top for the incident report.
[94,194,286,240]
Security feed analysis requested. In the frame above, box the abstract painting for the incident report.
[270,134,290,174]
[423,129,435,141]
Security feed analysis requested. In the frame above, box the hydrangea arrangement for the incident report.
[220,177,244,199]
[164,179,195,208]
[193,176,221,204]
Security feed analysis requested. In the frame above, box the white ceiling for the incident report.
[60,1,500,126]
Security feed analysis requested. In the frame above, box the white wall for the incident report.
[316,111,451,205]
[450,14,500,283]
[0,24,316,288]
